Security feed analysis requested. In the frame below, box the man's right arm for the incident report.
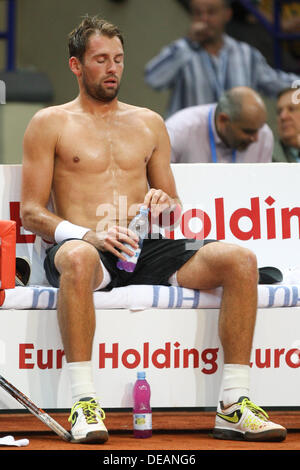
[144,39,194,90]
[21,108,64,242]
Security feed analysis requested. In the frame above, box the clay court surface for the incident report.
[0,409,300,463]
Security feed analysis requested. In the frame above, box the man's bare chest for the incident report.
[55,116,154,171]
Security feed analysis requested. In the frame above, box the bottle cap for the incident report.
[137,371,146,379]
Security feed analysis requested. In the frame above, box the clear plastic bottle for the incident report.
[133,371,152,438]
[117,206,149,273]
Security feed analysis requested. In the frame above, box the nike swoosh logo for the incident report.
[217,411,240,424]
[71,412,78,426]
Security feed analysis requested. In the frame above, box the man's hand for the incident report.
[143,188,175,218]
[188,21,209,43]
[143,188,182,230]
[83,226,139,260]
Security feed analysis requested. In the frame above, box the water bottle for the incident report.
[117,206,149,272]
[133,371,152,438]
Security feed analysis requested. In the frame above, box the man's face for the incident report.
[79,33,124,102]
[190,0,231,42]
[220,112,265,151]
[277,90,300,148]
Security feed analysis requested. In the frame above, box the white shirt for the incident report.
[166,104,274,164]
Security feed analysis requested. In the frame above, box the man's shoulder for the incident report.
[24,102,78,142]
[120,102,165,126]
[272,140,291,162]
[29,102,74,126]
[224,34,257,53]
[259,123,274,140]
[120,101,160,116]
[254,123,274,150]
[166,104,212,128]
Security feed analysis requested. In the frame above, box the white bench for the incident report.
[1,163,300,411]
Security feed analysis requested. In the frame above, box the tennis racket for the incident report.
[0,374,72,441]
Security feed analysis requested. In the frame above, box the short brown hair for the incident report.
[68,15,124,62]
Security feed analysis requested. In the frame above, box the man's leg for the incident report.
[54,239,108,444]
[176,241,286,441]
[54,240,103,362]
[176,241,257,365]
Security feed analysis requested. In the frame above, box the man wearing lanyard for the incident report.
[145,0,300,118]
[208,106,236,163]
[166,87,273,164]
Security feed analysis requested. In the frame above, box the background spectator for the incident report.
[273,86,300,162]
[166,86,273,163]
[145,0,300,117]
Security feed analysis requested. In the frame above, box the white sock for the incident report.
[219,363,250,408]
[67,361,96,404]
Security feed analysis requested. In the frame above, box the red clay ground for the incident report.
[0,410,299,452]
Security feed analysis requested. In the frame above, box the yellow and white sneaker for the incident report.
[68,397,109,444]
[213,396,287,442]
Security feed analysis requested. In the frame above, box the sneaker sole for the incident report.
[71,430,109,444]
[212,427,287,442]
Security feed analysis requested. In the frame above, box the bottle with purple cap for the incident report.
[117,206,149,273]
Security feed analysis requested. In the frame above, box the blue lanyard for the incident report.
[208,107,237,163]
[202,49,229,100]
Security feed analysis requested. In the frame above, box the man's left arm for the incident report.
[253,47,299,97]
[144,112,182,218]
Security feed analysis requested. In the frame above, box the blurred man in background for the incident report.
[166,86,273,163]
[145,0,300,117]
[273,86,300,162]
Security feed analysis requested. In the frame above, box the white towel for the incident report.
[0,435,29,447]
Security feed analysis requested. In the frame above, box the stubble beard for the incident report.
[82,72,120,103]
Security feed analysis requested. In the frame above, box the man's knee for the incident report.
[55,240,100,281]
[228,245,258,283]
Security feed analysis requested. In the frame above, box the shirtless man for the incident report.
[20,16,286,444]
